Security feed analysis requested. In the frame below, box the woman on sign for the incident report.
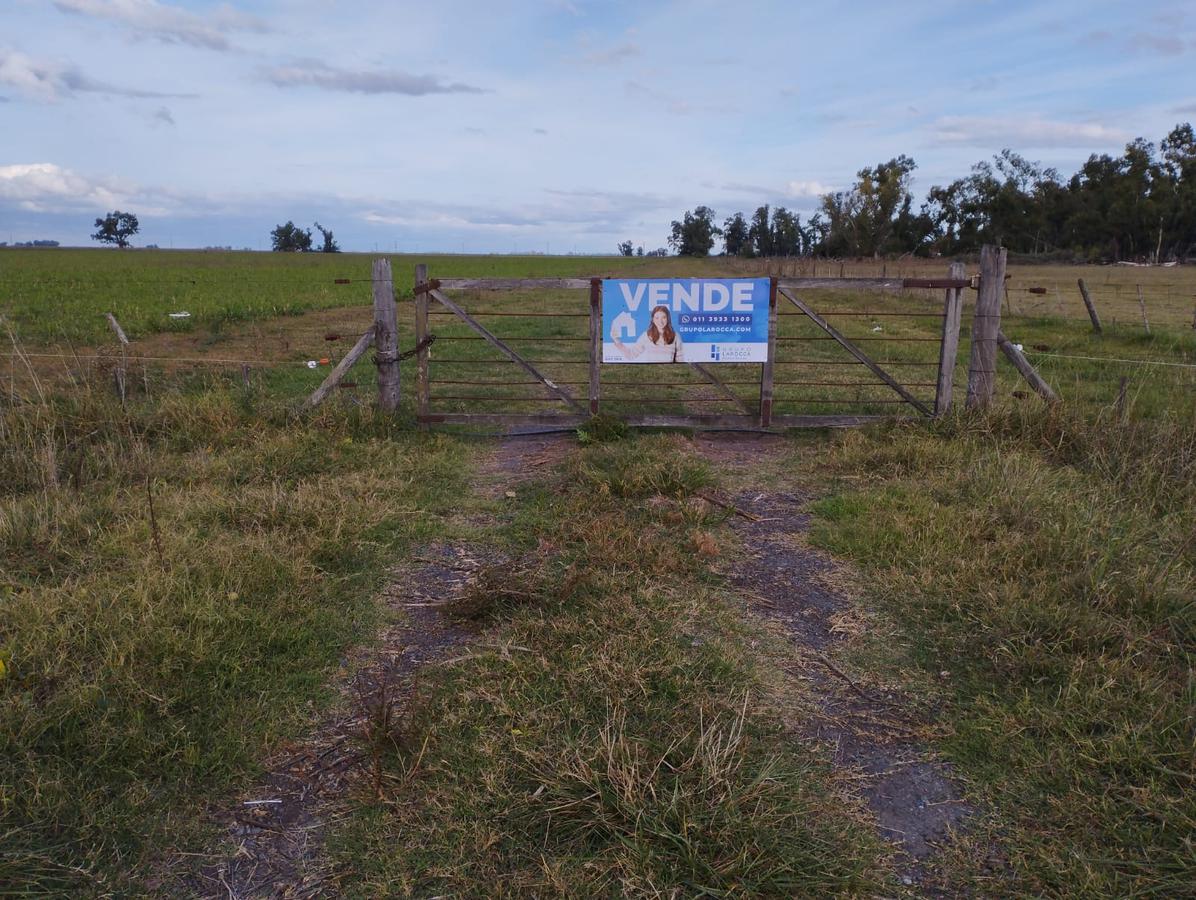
[614,304,684,362]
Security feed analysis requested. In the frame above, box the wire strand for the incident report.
[1025,351,1196,370]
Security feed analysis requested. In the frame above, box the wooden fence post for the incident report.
[934,261,966,415]
[966,244,1006,409]
[1077,278,1103,333]
[589,278,601,416]
[373,258,400,412]
[301,328,374,411]
[996,332,1058,403]
[106,313,129,405]
[1136,284,1151,334]
[759,277,777,427]
[414,263,430,422]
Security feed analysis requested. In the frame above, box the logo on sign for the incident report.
[710,344,720,361]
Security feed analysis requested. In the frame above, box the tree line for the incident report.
[653,122,1196,262]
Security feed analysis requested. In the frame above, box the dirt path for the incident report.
[180,430,976,896]
[179,435,572,899]
[692,432,978,894]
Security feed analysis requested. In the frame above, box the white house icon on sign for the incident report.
[610,311,636,341]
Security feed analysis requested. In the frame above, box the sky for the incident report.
[1,0,1194,253]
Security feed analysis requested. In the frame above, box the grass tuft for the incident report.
[808,405,1196,895]
[0,378,468,894]
[327,435,882,896]
[576,413,630,445]
[571,435,713,499]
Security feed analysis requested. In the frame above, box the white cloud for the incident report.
[932,116,1129,148]
[785,180,833,198]
[260,60,485,95]
[0,49,193,101]
[54,0,269,52]
[720,181,774,195]
[0,163,126,212]
[0,51,60,102]
[361,187,675,236]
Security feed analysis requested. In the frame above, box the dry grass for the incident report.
[805,406,1196,896]
[325,437,885,896]
[0,368,468,894]
[734,256,1196,328]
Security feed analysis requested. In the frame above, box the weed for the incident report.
[576,413,629,444]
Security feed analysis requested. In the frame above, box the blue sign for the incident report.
[602,278,770,363]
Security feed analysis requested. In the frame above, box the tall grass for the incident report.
[807,406,1196,895]
[0,373,466,894]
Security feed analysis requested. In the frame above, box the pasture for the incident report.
[1,248,1194,896]
[3,248,1194,423]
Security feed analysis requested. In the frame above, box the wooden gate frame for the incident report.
[411,269,972,430]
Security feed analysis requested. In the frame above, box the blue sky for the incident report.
[1,0,1193,252]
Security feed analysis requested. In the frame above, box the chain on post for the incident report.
[397,333,436,362]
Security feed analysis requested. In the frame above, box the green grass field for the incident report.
[2,249,1194,895]
[3,249,1191,423]
[0,248,726,344]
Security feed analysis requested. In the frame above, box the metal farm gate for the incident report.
[409,265,972,431]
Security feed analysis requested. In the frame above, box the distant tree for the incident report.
[769,207,804,256]
[314,222,340,253]
[805,212,829,252]
[669,206,721,256]
[617,240,634,256]
[645,247,668,257]
[271,221,313,252]
[749,205,773,257]
[722,212,750,256]
[819,155,918,256]
[91,211,139,248]
[1161,123,1196,259]
[636,245,644,256]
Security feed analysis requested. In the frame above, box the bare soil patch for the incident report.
[692,432,977,893]
[471,433,575,498]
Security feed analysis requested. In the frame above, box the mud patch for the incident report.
[472,433,575,499]
[692,436,975,891]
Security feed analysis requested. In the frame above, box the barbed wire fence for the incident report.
[2,258,1193,418]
